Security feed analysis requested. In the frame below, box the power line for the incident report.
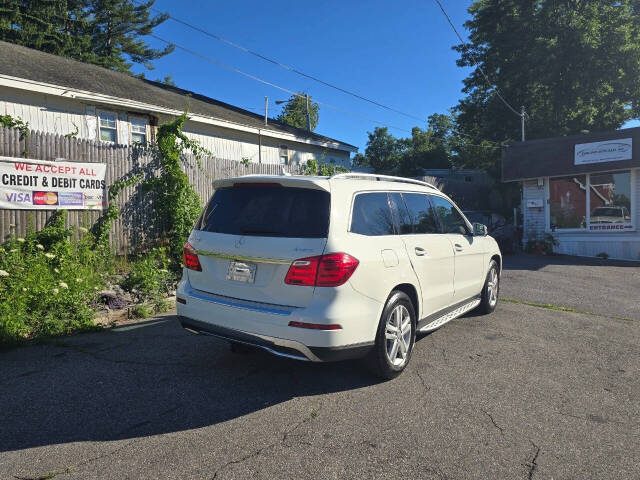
[150,34,415,134]
[151,35,502,148]
[432,0,524,118]
[18,9,504,148]
[133,0,427,123]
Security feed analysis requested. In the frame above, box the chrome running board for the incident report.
[418,298,481,333]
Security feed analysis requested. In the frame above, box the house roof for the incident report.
[502,126,640,181]
[0,41,357,151]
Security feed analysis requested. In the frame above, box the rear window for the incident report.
[198,185,330,238]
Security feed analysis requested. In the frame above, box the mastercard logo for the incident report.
[33,191,59,206]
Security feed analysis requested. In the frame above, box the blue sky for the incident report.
[132,0,476,152]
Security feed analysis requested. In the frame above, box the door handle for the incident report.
[414,247,427,256]
[454,243,463,252]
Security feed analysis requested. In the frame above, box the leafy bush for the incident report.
[121,248,174,302]
[525,233,558,255]
[0,213,111,346]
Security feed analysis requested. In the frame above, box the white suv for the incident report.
[177,173,501,379]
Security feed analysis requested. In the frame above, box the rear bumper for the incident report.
[179,316,373,362]
[176,276,379,362]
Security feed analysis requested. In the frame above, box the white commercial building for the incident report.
[503,128,639,261]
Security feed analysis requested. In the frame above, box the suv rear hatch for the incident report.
[186,180,330,308]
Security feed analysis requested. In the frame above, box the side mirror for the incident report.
[473,223,488,236]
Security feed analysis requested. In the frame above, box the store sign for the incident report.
[574,138,632,165]
[0,156,106,210]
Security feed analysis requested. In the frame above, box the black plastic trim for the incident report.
[178,316,373,362]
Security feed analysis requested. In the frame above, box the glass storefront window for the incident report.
[549,175,587,230]
[589,171,632,231]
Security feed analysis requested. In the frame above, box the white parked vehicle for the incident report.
[177,173,502,379]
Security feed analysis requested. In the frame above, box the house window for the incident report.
[130,116,147,144]
[549,175,587,230]
[279,145,289,165]
[98,111,117,143]
[588,171,632,231]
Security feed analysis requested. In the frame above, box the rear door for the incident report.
[430,195,485,302]
[186,183,329,307]
[389,192,455,316]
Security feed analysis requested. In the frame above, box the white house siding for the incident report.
[1,86,351,167]
[181,118,350,166]
[522,179,546,243]
[522,170,640,261]
[1,85,88,137]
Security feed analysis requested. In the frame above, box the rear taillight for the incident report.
[284,253,358,287]
[182,242,202,271]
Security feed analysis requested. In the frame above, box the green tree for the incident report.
[356,115,458,175]
[453,0,640,164]
[85,0,173,73]
[0,0,172,73]
[0,0,91,58]
[360,127,402,174]
[276,92,319,131]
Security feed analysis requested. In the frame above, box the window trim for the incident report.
[97,109,118,143]
[544,170,636,233]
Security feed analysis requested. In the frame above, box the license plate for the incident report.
[226,260,257,283]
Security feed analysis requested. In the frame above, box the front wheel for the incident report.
[369,291,416,380]
[477,260,500,314]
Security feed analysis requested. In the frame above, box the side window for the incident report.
[403,193,440,234]
[430,195,469,235]
[388,193,412,234]
[350,192,395,236]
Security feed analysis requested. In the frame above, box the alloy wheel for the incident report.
[385,304,412,367]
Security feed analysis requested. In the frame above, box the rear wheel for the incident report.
[369,291,416,380]
[478,260,500,314]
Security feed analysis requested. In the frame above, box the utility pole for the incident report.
[521,105,526,142]
[305,94,311,132]
[264,96,268,126]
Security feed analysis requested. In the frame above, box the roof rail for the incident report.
[329,172,439,190]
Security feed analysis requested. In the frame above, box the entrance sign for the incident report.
[574,138,632,165]
[0,156,106,210]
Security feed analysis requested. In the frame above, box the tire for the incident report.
[368,291,416,380]
[477,260,500,314]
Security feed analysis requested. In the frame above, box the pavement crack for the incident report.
[13,468,70,480]
[480,408,504,435]
[524,441,540,480]
[52,343,187,367]
[211,407,322,479]
[415,370,431,407]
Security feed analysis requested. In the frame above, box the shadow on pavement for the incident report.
[1,316,380,452]
[502,253,639,271]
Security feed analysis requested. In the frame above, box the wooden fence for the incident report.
[0,127,300,254]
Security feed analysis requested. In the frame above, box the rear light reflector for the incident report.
[284,253,358,287]
[288,321,342,330]
[182,242,202,271]
[176,297,187,304]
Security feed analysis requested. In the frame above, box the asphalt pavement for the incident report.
[1,254,639,479]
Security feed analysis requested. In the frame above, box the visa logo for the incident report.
[5,192,32,203]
